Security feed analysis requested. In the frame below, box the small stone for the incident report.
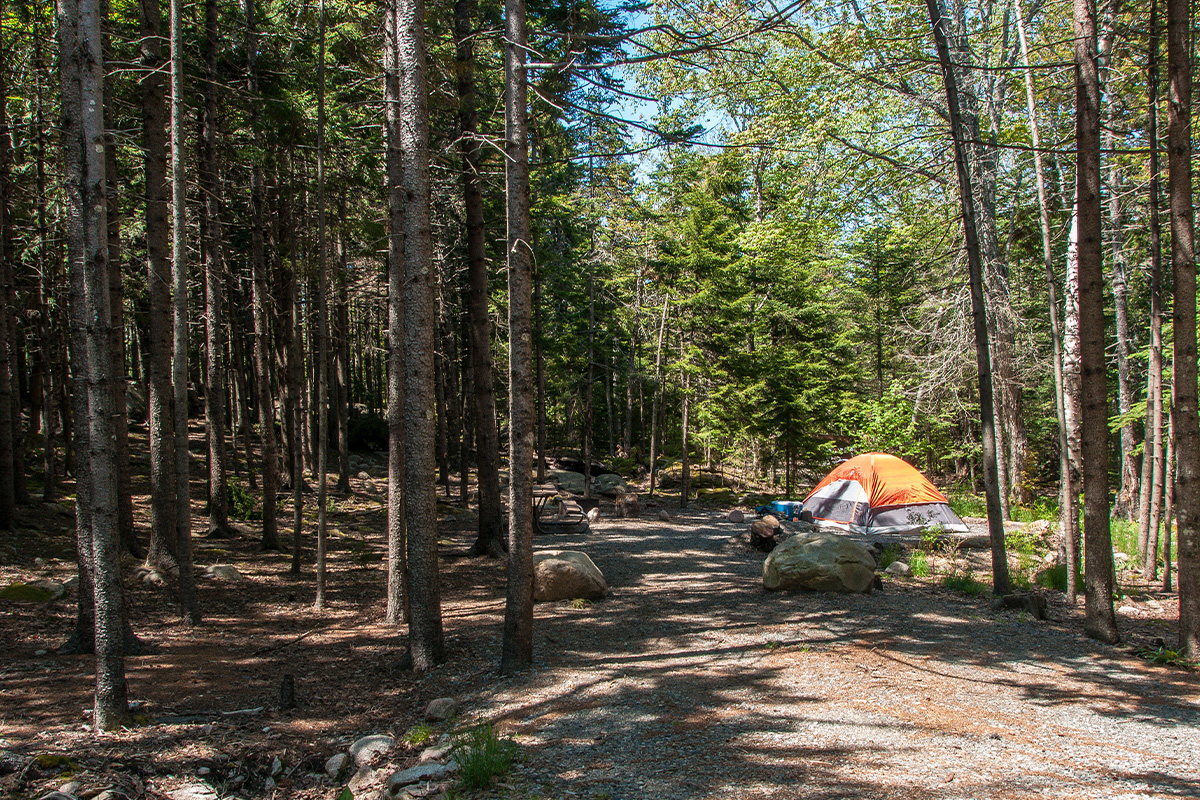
[727,510,744,523]
[34,649,48,656]
[1118,605,1138,616]
[167,784,218,800]
[1113,551,1131,564]
[262,778,275,793]
[39,793,77,800]
[357,471,370,481]
[270,756,283,778]
[349,735,395,767]
[63,576,79,593]
[658,510,670,522]
[347,767,378,794]
[418,744,453,763]
[885,561,912,577]
[586,507,601,523]
[35,557,48,568]
[196,767,211,777]
[29,579,68,600]
[385,761,458,793]
[59,782,82,796]
[94,790,127,800]
[325,753,350,780]
[205,564,246,581]
[423,698,457,723]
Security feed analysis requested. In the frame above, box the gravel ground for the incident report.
[467,508,1200,800]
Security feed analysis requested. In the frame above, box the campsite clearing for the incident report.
[1,502,1197,800]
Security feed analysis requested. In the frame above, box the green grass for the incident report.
[1036,564,1085,593]
[452,724,518,791]
[878,545,903,570]
[941,573,987,596]
[908,550,931,577]
[401,723,435,747]
[946,490,986,518]
[1133,644,1197,670]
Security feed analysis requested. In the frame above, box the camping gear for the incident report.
[802,453,968,535]
[759,500,808,522]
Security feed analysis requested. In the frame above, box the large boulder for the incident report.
[593,473,629,497]
[548,469,586,495]
[763,530,877,593]
[615,492,641,519]
[533,551,607,602]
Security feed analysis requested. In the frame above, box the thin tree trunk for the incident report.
[383,0,405,624]
[500,0,534,674]
[1140,0,1165,581]
[0,8,14,531]
[1167,0,1200,657]
[336,208,350,495]
[680,366,690,509]
[200,0,230,537]
[141,0,178,574]
[456,0,502,553]
[314,0,330,610]
[1163,399,1176,592]
[928,0,1010,596]
[647,296,669,497]
[1074,0,1120,644]
[168,0,196,622]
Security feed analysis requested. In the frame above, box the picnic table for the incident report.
[533,483,590,535]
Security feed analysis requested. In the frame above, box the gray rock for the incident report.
[349,735,395,767]
[39,793,78,800]
[593,473,629,497]
[418,744,453,763]
[63,576,79,593]
[533,551,607,602]
[657,510,670,522]
[58,782,82,796]
[347,767,379,794]
[586,507,601,523]
[884,561,912,577]
[166,784,218,800]
[325,753,351,780]
[357,471,371,481]
[205,564,246,582]
[727,510,745,523]
[1025,519,1054,545]
[423,698,458,723]
[385,762,458,792]
[196,768,211,777]
[94,790,128,800]
[270,756,283,778]
[548,469,586,494]
[0,751,29,776]
[30,579,68,600]
[763,530,877,594]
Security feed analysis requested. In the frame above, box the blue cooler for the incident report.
[765,500,804,521]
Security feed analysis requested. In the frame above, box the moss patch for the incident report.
[0,583,55,603]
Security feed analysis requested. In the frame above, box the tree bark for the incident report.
[927,0,1010,596]
[0,9,15,531]
[383,0,406,625]
[501,0,534,674]
[396,0,444,668]
[647,296,669,497]
[456,0,503,554]
[314,0,330,611]
[1167,0,1200,657]
[169,0,197,623]
[1074,0,1119,644]
[141,0,178,573]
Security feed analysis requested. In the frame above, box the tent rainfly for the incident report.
[802,453,968,535]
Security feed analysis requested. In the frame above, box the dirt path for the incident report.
[471,509,1200,799]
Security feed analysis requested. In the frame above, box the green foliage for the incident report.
[402,724,435,747]
[1133,645,1197,670]
[1010,498,1059,523]
[452,724,519,791]
[941,574,986,596]
[1005,528,1039,556]
[908,550,931,577]
[946,491,987,519]
[1036,565,1085,594]
[0,583,54,603]
[879,545,903,569]
[228,480,262,522]
[569,598,591,609]
[1109,519,1139,564]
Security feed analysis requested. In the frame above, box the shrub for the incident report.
[941,574,986,596]
[228,479,261,521]
[1036,565,1085,593]
[908,550,931,577]
[946,490,987,519]
[402,723,435,747]
[452,724,518,791]
[878,545,903,570]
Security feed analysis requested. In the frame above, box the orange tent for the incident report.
[802,453,968,535]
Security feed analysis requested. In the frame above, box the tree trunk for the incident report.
[680,367,690,509]
[1014,0,1077,603]
[1074,0,1120,644]
[141,0,178,574]
[500,0,534,674]
[1140,0,1165,581]
[169,0,196,623]
[456,0,503,553]
[927,0,1010,596]
[383,0,406,624]
[1062,211,1083,601]
[200,0,230,538]
[1167,0,1200,657]
[397,0,444,668]
[1163,399,1176,592]
[0,13,14,531]
[335,209,351,495]
[647,296,669,497]
[62,0,132,728]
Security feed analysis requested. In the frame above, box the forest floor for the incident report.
[1,442,1199,800]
